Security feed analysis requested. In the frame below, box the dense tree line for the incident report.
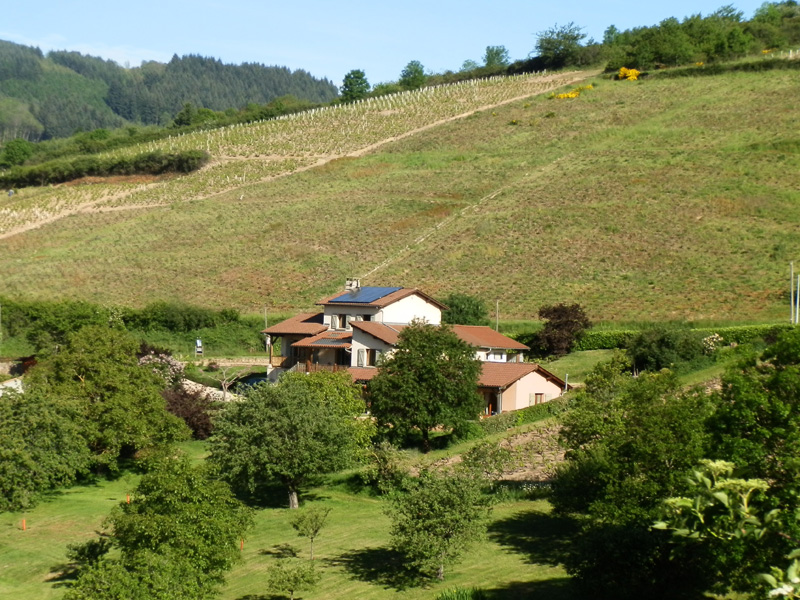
[552,328,800,598]
[0,42,338,142]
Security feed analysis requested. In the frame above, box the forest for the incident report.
[0,42,338,141]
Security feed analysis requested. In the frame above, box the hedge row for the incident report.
[0,149,209,188]
[573,324,794,351]
[478,396,569,435]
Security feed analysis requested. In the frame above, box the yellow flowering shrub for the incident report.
[618,67,641,81]
[551,84,592,100]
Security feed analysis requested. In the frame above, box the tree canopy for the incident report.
[483,45,511,67]
[399,60,426,90]
[440,292,490,326]
[65,452,252,600]
[368,320,482,452]
[388,469,490,581]
[534,22,587,69]
[0,387,90,512]
[208,371,373,508]
[340,69,370,103]
[26,325,188,473]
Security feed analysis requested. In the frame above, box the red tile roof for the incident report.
[478,362,539,388]
[477,362,569,390]
[452,325,529,351]
[292,330,352,349]
[350,321,406,345]
[348,367,379,382]
[263,312,326,336]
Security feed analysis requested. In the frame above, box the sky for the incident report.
[1,1,769,87]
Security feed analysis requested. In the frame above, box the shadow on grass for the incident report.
[47,563,79,588]
[484,576,577,600]
[233,481,324,510]
[326,546,422,591]
[258,543,300,558]
[488,506,577,567]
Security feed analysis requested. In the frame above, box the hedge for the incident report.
[478,396,569,435]
[0,149,209,188]
[568,325,793,351]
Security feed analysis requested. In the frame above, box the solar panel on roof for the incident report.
[328,287,402,304]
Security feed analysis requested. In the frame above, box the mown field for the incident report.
[0,65,798,322]
[0,437,576,600]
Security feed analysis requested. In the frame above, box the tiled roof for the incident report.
[317,287,447,310]
[478,362,539,388]
[350,321,406,345]
[292,330,352,349]
[348,367,379,382]
[478,362,570,390]
[452,325,529,351]
[263,312,326,336]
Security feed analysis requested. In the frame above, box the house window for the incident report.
[534,393,545,405]
[363,314,372,322]
[367,349,378,366]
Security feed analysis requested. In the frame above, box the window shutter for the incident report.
[357,349,366,367]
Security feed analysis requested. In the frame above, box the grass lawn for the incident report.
[0,441,577,600]
[540,349,615,384]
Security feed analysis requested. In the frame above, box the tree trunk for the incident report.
[437,563,444,580]
[288,488,299,509]
[310,538,314,561]
[422,429,431,453]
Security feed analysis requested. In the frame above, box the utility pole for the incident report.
[792,262,795,325]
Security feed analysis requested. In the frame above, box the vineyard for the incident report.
[0,72,584,239]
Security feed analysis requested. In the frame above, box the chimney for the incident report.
[345,278,361,291]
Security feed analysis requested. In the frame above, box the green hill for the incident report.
[0,40,338,140]
[0,64,798,323]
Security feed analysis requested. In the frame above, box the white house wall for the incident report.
[323,306,380,328]
[351,329,394,367]
[378,295,441,325]
[500,372,564,412]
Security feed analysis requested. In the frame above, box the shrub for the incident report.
[162,387,216,439]
[627,327,707,373]
[436,588,488,600]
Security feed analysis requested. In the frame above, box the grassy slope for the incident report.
[0,440,575,600]
[0,68,798,321]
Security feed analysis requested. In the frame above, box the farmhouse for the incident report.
[264,280,569,414]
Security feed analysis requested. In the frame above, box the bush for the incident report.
[162,387,215,440]
[436,588,488,600]
[627,327,707,373]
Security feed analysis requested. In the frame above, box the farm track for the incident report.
[0,71,591,241]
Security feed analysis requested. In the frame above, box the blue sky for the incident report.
[1,1,768,86]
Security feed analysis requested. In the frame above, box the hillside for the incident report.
[0,40,338,140]
[0,65,798,322]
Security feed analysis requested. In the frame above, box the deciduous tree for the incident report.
[483,45,510,68]
[441,293,490,326]
[534,22,587,68]
[209,371,373,508]
[27,325,188,473]
[399,60,426,90]
[535,303,591,357]
[388,469,490,580]
[369,321,482,452]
